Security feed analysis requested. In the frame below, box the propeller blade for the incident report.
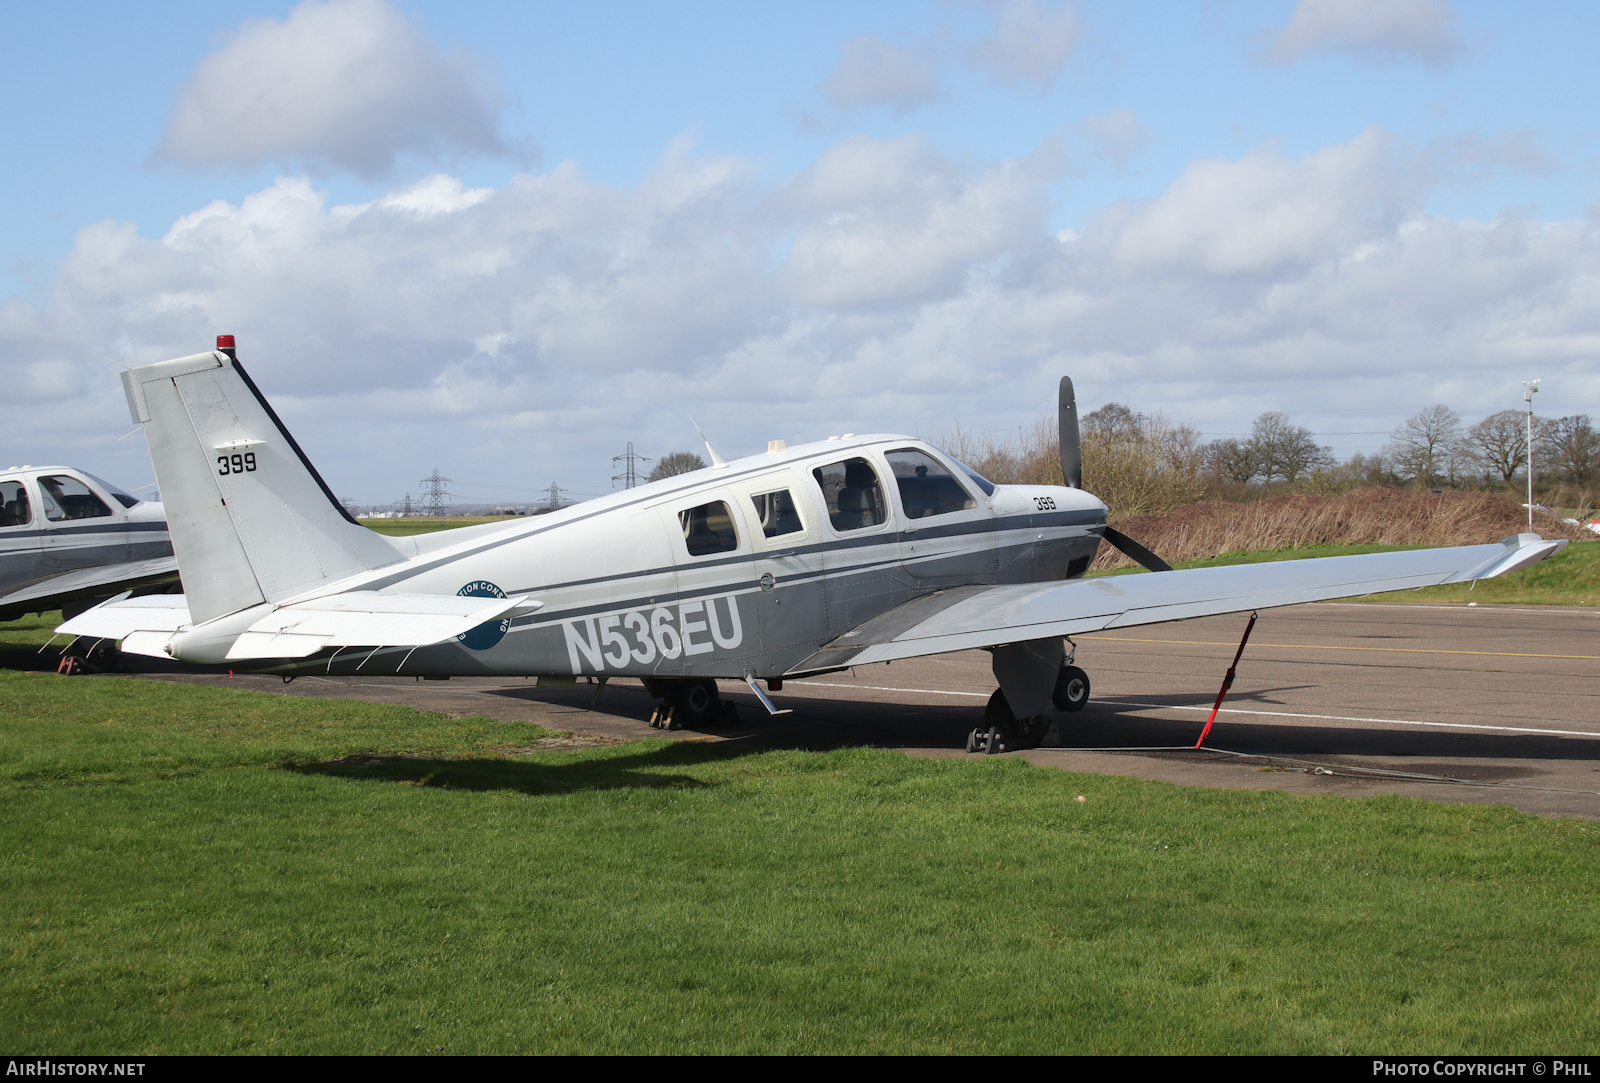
[1102,526,1173,573]
[1059,376,1082,489]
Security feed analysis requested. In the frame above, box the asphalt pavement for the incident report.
[124,600,1600,819]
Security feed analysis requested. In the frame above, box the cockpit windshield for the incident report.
[82,472,141,508]
[930,449,995,496]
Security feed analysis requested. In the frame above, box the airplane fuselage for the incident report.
[0,466,171,619]
[263,436,1106,680]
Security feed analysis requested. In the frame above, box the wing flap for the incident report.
[794,535,1568,671]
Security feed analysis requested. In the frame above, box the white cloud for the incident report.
[779,134,1056,309]
[970,1,1082,90]
[1268,0,1466,68]
[1079,109,1150,170]
[1104,127,1416,275]
[7,128,1600,503]
[822,34,941,113]
[157,0,508,178]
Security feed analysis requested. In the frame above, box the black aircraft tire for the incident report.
[678,679,723,729]
[1053,666,1091,712]
[984,688,1015,728]
[983,690,1021,754]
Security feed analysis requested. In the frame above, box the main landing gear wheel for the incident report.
[647,678,727,731]
[1052,665,1090,712]
[966,689,1047,755]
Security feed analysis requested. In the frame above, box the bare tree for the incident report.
[1249,410,1333,482]
[1464,410,1529,483]
[647,451,707,482]
[1205,437,1260,484]
[1539,415,1598,485]
[1082,403,1144,439]
[1383,405,1463,488]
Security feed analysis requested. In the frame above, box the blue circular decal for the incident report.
[457,580,510,651]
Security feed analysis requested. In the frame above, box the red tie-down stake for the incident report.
[1195,611,1258,749]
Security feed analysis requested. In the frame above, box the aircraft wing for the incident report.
[57,590,544,661]
[794,534,1567,672]
[0,556,180,617]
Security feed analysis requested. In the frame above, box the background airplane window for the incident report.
[678,500,740,557]
[83,472,141,509]
[749,489,804,538]
[0,481,31,527]
[812,457,885,531]
[886,449,978,519]
[38,475,112,521]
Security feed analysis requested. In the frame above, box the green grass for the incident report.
[3,670,1600,1053]
[361,516,518,537]
[1093,539,1600,606]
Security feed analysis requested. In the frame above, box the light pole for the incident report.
[1522,379,1540,529]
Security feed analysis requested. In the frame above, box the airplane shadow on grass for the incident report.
[287,739,762,797]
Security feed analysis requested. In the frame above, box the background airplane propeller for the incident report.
[1059,375,1173,574]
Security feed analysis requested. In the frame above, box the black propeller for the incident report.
[1058,376,1082,489]
[1060,374,1173,573]
[1101,526,1173,573]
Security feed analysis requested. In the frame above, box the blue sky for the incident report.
[3,1,1597,503]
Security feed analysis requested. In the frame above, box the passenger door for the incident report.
[884,447,996,586]
[0,477,43,593]
[732,473,825,661]
[35,472,125,573]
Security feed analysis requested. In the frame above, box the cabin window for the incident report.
[749,489,804,539]
[678,500,739,557]
[0,481,30,527]
[38,475,112,522]
[886,449,978,519]
[812,457,886,532]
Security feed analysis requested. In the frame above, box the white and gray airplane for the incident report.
[61,337,1566,750]
[0,464,174,637]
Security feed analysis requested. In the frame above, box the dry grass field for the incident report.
[1096,488,1592,571]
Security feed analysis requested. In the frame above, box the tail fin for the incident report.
[122,342,401,624]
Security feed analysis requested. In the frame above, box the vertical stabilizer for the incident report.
[123,345,402,624]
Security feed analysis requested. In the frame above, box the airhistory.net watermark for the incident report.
[4,1063,145,1077]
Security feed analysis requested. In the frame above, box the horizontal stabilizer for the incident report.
[794,534,1568,672]
[57,592,191,639]
[224,592,544,660]
[57,590,544,662]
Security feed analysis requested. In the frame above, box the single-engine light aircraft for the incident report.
[1,464,175,664]
[61,337,1566,751]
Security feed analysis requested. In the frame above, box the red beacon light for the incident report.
[216,334,236,359]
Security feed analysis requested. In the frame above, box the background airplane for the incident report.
[1,464,174,667]
[61,337,1565,750]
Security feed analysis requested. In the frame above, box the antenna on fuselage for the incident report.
[688,416,728,469]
